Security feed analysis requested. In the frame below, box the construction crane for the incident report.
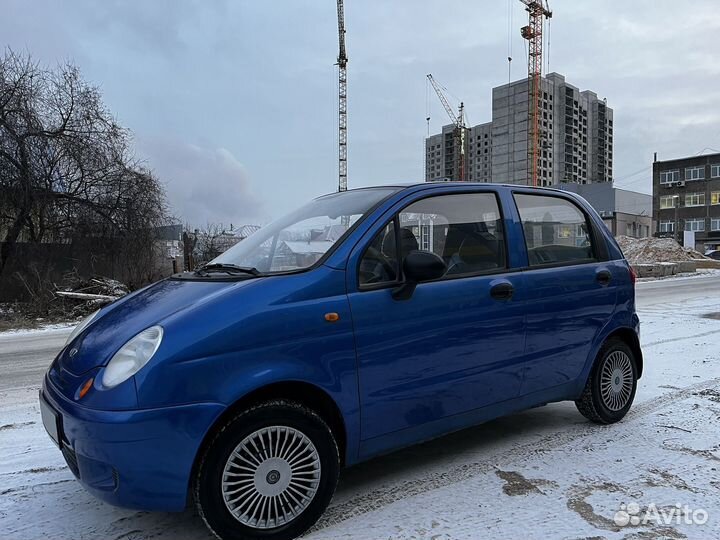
[426,74,467,182]
[519,0,552,187]
[336,0,348,192]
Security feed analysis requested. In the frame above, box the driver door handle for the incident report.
[490,282,514,301]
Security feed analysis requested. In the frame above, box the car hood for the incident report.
[59,277,259,375]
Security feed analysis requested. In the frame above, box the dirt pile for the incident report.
[615,236,698,264]
[684,246,710,260]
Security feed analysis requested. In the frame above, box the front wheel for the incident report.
[575,338,638,424]
[195,400,340,540]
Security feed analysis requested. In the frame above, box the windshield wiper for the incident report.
[194,263,261,277]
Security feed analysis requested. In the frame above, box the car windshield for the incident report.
[210,187,400,273]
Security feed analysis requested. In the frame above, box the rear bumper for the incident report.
[41,375,224,511]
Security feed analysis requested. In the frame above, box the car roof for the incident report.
[343,182,576,195]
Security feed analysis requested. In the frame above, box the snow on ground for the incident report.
[637,267,720,283]
[0,322,75,340]
[1,278,720,539]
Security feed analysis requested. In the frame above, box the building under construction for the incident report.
[425,73,614,186]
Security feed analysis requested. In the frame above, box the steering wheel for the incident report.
[362,246,397,284]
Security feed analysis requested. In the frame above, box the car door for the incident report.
[512,191,618,396]
[346,190,527,457]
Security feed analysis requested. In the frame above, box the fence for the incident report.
[0,238,176,301]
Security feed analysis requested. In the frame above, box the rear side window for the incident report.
[514,193,595,267]
[398,193,506,276]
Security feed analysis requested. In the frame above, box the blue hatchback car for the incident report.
[41,183,642,540]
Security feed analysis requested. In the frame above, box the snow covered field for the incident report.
[1,276,719,539]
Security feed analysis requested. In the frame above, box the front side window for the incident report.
[514,193,595,266]
[685,166,705,181]
[397,193,506,277]
[358,222,399,287]
[211,187,399,273]
[358,193,506,286]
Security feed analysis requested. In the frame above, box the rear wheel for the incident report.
[195,400,339,540]
[575,338,638,424]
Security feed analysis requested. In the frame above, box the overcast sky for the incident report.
[3,0,720,226]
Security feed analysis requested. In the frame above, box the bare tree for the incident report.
[0,49,168,284]
[183,223,239,269]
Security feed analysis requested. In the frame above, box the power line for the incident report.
[507,0,513,84]
[694,147,720,156]
[613,165,651,183]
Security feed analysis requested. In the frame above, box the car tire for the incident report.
[575,337,638,424]
[195,400,340,540]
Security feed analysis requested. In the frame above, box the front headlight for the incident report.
[101,326,163,388]
[65,309,100,346]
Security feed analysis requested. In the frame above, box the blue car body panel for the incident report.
[40,182,641,512]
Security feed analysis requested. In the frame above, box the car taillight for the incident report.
[629,265,637,286]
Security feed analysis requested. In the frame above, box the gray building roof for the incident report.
[557,182,651,218]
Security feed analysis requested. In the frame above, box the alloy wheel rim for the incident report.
[221,426,321,529]
[600,350,634,411]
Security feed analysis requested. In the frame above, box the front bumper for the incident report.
[41,375,225,511]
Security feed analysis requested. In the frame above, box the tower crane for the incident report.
[519,0,552,187]
[426,74,467,182]
[336,0,348,192]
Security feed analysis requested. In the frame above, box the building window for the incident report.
[685,166,705,181]
[711,192,720,205]
[660,170,679,184]
[712,165,720,178]
[712,218,720,231]
[685,193,705,207]
[659,195,677,209]
[685,219,705,232]
[659,220,675,233]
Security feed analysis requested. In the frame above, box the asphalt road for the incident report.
[1,273,719,540]
[0,328,69,395]
[2,274,718,390]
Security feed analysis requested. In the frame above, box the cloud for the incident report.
[138,137,264,228]
[3,0,720,209]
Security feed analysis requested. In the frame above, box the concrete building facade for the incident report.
[425,73,614,187]
[653,152,720,251]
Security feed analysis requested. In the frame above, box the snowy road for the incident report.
[1,276,719,539]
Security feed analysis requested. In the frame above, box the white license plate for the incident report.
[40,394,60,447]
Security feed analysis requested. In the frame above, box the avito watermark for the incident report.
[614,502,709,527]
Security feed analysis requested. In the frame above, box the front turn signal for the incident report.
[79,378,94,400]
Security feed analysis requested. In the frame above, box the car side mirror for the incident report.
[392,250,447,301]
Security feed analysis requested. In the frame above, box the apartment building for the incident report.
[425,72,614,186]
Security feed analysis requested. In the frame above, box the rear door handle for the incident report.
[596,269,612,285]
[490,282,514,301]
